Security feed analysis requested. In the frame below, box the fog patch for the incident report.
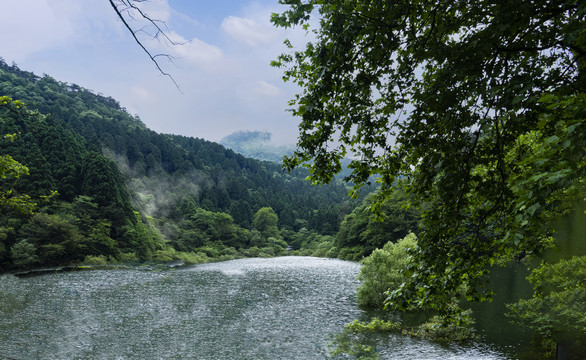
[103,148,210,219]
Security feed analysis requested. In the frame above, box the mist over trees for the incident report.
[1,59,404,270]
[1,0,583,356]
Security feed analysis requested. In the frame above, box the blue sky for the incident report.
[0,0,310,144]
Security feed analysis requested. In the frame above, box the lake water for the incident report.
[0,256,530,359]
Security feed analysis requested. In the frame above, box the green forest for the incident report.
[0,59,421,271]
[1,0,585,356]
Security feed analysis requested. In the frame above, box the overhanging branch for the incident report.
[108,0,182,92]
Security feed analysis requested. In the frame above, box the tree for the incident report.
[252,207,280,239]
[80,151,131,211]
[336,189,420,257]
[9,240,39,267]
[0,96,37,215]
[0,153,33,214]
[20,213,84,264]
[272,0,585,317]
[507,256,586,356]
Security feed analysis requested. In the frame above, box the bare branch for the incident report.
[108,0,183,92]
[122,0,181,46]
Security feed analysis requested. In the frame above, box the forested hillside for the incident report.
[0,59,379,270]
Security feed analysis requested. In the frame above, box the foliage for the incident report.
[0,96,36,215]
[83,254,109,265]
[0,58,362,237]
[345,318,402,333]
[9,240,39,267]
[116,252,139,262]
[356,233,417,309]
[337,189,420,258]
[166,208,239,251]
[329,336,379,360]
[0,89,157,269]
[119,211,161,260]
[272,0,586,317]
[336,245,363,261]
[252,207,280,238]
[306,235,334,257]
[0,154,35,215]
[0,59,371,270]
[284,229,338,257]
[344,315,476,343]
[331,315,476,358]
[19,212,84,264]
[409,313,476,342]
[507,256,586,353]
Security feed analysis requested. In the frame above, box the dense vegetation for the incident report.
[272,0,585,355]
[1,59,414,271]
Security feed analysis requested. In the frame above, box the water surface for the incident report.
[0,256,520,359]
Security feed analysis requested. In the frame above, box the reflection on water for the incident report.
[0,256,525,359]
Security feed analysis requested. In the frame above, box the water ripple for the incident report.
[0,257,511,359]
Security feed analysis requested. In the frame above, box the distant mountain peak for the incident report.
[220,130,294,163]
[221,130,272,144]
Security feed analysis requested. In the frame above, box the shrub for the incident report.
[152,249,176,262]
[325,246,339,258]
[242,246,261,258]
[221,246,240,257]
[409,312,477,343]
[259,246,277,257]
[10,240,39,267]
[177,251,209,265]
[337,246,365,261]
[356,233,417,309]
[117,252,138,262]
[343,314,476,343]
[310,246,330,258]
[198,246,220,258]
[83,254,108,265]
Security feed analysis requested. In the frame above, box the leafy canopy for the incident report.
[0,96,35,215]
[272,0,585,315]
[507,256,586,351]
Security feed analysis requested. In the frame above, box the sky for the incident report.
[0,0,311,144]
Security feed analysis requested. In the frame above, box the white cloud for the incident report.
[133,0,172,23]
[145,31,225,69]
[0,0,77,60]
[171,33,225,67]
[253,80,283,97]
[181,38,225,66]
[221,16,277,46]
[0,0,306,145]
[131,86,156,103]
[172,10,202,28]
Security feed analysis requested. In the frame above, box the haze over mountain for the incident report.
[0,60,379,270]
[220,130,295,163]
[0,0,309,144]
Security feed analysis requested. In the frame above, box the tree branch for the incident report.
[108,0,182,92]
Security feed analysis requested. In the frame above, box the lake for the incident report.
[0,256,531,359]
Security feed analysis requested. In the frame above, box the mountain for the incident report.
[220,130,295,163]
[0,59,367,270]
